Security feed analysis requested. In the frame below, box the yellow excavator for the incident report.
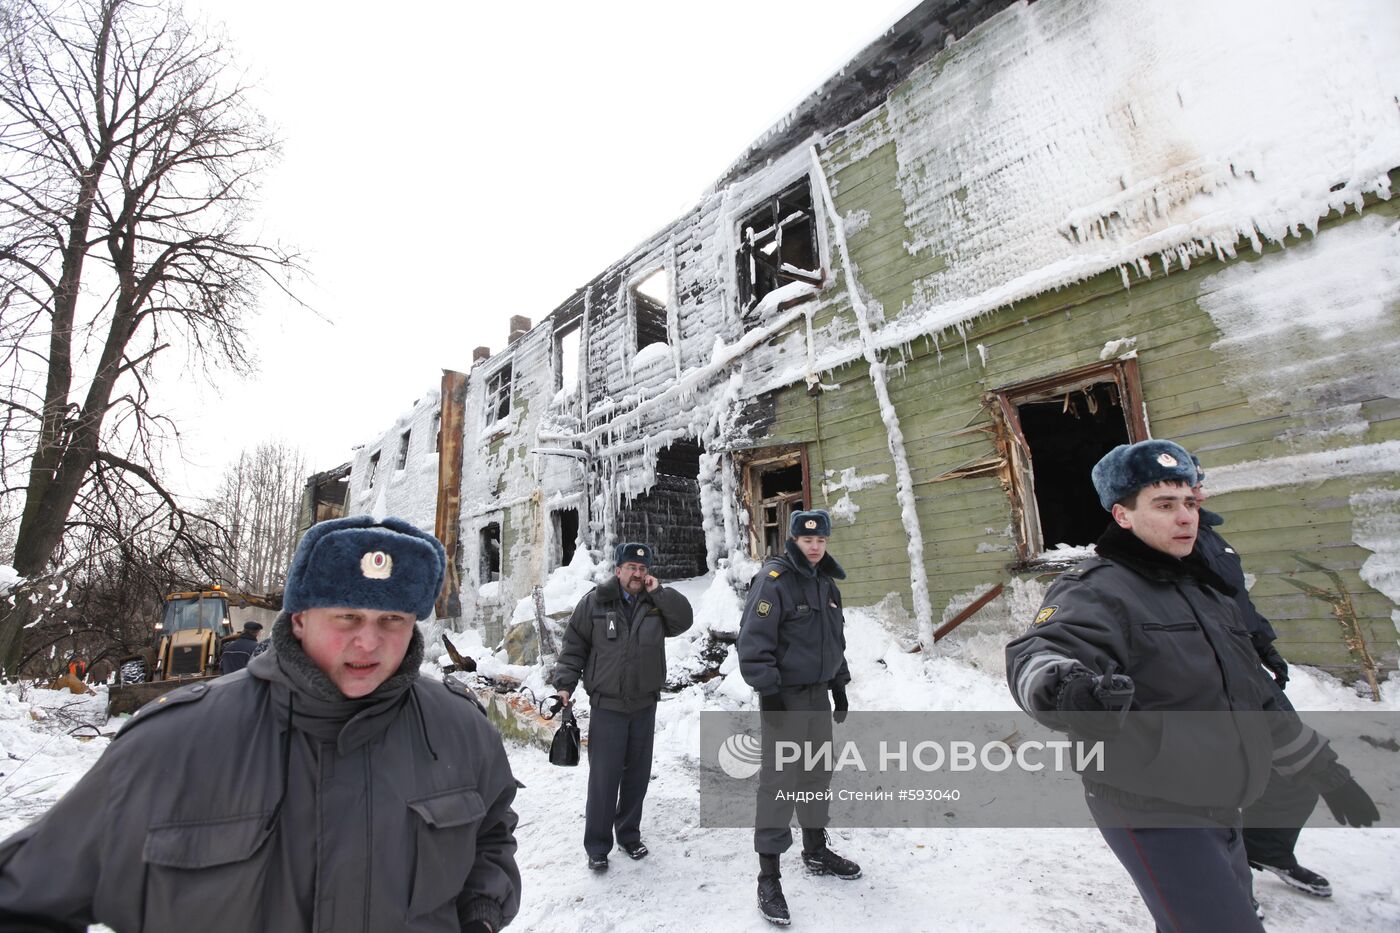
[107,586,277,716]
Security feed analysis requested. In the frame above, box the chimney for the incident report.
[472,346,490,363]
[508,315,531,344]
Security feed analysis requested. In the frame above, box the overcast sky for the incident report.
[169,0,920,498]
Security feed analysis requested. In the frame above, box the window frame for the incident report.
[483,361,514,428]
[735,444,811,559]
[987,358,1149,564]
[734,175,825,322]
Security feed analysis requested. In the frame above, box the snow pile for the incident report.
[0,682,111,840]
[0,566,21,597]
[508,547,604,624]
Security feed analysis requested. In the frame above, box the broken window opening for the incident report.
[631,269,671,352]
[990,360,1148,561]
[736,177,822,322]
[615,439,707,579]
[484,363,513,425]
[395,430,411,470]
[479,522,502,585]
[553,508,580,568]
[367,451,380,487]
[555,317,582,394]
[738,445,810,559]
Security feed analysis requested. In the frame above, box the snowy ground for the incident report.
[498,581,1400,933]
[1,568,1397,931]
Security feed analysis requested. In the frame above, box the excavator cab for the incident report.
[108,588,235,716]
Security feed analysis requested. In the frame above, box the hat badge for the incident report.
[360,550,393,580]
[804,519,817,530]
[635,548,645,557]
[1157,453,1178,467]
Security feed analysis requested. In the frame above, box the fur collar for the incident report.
[784,539,846,580]
[1095,522,1235,595]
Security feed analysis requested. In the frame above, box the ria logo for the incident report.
[717,732,763,779]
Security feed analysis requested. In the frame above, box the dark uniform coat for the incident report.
[551,577,694,713]
[738,540,851,695]
[219,631,260,675]
[0,615,522,933]
[1005,523,1333,814]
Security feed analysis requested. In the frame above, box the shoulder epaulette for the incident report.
[117,680,215,737]
[443,675,488,716]
[767,569,781,578]
[1060,556,1113,580]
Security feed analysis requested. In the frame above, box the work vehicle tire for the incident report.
[118,659,147,685]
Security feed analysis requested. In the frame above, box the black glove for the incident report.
[1260,646,1289,688]
[759,692,785,713]
[1056,670,1133,740]
[1306,761,1379,827]
[831,685,849,724]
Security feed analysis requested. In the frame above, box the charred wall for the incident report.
[615,440,707,580]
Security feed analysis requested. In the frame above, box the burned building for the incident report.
[341,0,1400,687]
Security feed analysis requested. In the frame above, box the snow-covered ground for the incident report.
[1,568,1397,931]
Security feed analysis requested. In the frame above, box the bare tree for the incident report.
[0,0,300,672]
[210,440,305,593]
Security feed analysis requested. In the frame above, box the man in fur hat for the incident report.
[0,515,522,932]
[1006,440,1376,931]
[739,509,860,926]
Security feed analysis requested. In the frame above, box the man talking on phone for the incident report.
[551,542,693,872]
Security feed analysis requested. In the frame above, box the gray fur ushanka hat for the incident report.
[789,509,832,538]
[613,542,653,567]
[1091,440,1198,510]
[283,515,446,620]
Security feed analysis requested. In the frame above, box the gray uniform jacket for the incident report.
[551,577,694,713]
[1005,523,1332,813]
[0,625,521,933]
[1196,510,1278,656]
[738,540,852,696]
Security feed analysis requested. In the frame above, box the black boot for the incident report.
[801,828,861,880]
[757,854,790,926]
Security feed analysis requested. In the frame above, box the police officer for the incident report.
[738,509,859,927]
[1006,440,1377,932]
[219,620,263,675]
[1191,458,1331,897]
[0,515,522,932]
[551,542,693,871]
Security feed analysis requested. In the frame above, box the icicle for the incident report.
[810,145,935,648]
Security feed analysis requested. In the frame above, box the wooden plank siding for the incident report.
[737,144,1400,681]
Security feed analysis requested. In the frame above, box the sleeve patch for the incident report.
[1033,606,1058,626]
[757,600,773,617]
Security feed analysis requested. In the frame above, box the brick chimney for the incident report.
[472,346,490,363]
[508,315,531,344]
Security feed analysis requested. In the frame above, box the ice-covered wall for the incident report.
[344,387,441,532]
[819,0,1400,359]
[437,0,1400,648]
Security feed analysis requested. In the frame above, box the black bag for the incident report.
[549,704,581,767]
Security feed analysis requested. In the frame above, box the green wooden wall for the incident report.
[746,150,1400,682]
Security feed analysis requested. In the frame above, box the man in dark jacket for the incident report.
[0,515,522,932]
[738,509,859,927]
[1006,440,1377,932]
[551,541,693,871]
[219,620,263,675]
[1191,460,1331,897]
